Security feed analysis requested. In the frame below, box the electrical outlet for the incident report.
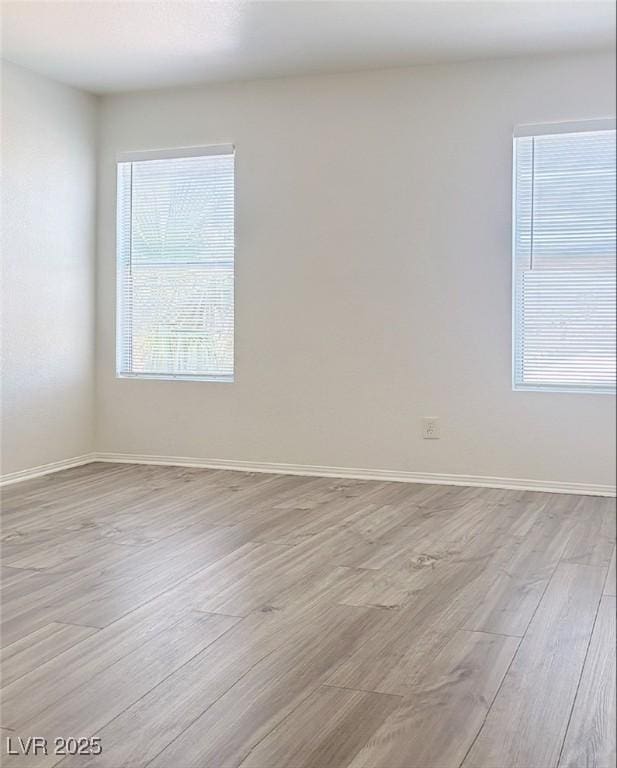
[422,417,440,439]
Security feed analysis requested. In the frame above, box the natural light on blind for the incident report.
[513,123,616,393]
[117,147,234,380]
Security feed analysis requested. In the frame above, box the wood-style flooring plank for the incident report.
[1,612,238,768]
[0,523,250,641]
[604,548,616,596]
[0,464,614,768]
[239,686,401,768]
[560,496,616,568]
[462,494,576,636]
[346,629,520,768]
[145,604,389,768]
[0,567,42,589]
[558,595,616,768]
[1,622,99,688]
[462,562,607,768]
[326,502,524,696]
[1,593,197,727]
[58,579,383,768]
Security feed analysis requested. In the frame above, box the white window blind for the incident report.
[117,146,234,381]
[513,122,616,393]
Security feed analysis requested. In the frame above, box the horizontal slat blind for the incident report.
[513,127,616,392]
[117,150,234,380]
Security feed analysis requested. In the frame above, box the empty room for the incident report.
[0,1,615,767]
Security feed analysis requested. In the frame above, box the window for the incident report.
[513,120,616,393]
[117,145,234,381]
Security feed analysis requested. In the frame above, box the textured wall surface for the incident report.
[1,61,97,473]
[96,52,615,487]
[3,53,614,487]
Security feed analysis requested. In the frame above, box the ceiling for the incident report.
[1,1,615,94]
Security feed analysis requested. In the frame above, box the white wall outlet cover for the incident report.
[422,417,440,439]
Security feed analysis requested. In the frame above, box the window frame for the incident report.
[511,118,616,395]
[115,144,235,383]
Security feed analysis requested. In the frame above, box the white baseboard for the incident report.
[2,451,613,497]
[0,454,97,487]
[94,452,616,497]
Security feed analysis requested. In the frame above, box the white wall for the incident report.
[95,51,616,488]
[1,61,97,474]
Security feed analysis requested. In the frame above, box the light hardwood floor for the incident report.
[0,462,615,768]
